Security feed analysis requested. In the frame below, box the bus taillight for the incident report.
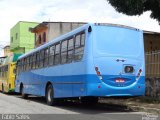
[95,67,103,80]
[136,69,142,80]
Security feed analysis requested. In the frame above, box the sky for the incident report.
[0,0,160,56]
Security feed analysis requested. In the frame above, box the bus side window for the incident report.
[19,59,22,72]
[20,60,22,73]
[61,40,67,64]
[26,57,29,71]
[67,38,74,63]
[81,33,85,46]
[74,32,85,61]
[32,53,36,69]
[44,48,49,67]
[19,60,21,73]
[4,65,8,77]
[23,58,26,71]
[23,58,25,71]
[16,62,18,75]
[28,56,30,70]
[25,57,27,70]
[3,66,5,77]
[21,59,23,71]
[2,66,4,77]
[25,56,27,70]
[29,56,32,70]
[22,59,25,71]
[4,66,6,77]
[17,61,20,74]
[39,50,45,68]
[55,43,60,65]
[36,52,39,69]
[49,45,55,66]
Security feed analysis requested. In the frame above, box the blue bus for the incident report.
[15,23,145,105]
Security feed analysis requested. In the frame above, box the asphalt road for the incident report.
[0,93,155,120]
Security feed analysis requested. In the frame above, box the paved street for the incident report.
[0,93,156,120]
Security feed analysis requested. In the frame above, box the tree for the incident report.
[107,0,160,23]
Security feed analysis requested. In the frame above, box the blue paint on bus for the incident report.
[15,23,145,98]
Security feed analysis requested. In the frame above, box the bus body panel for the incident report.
[85,25,145,97]
[15,62,87,98]
[84,75,145,96]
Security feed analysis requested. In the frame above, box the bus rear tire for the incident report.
[21,86,28,99]
[46,84,55,106]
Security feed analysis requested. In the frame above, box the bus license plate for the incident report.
[115,79,125,83]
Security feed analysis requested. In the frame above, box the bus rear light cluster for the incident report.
[95,67,103,80]
[136,69,142,80]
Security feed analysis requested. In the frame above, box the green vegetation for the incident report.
[107,0,160,23]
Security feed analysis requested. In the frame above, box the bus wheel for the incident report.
[21,86,28,99]
[81,97,99,105]
[46,84,55,106]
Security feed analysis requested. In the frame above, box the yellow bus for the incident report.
[0,62,16,92]
[0,54,21,93]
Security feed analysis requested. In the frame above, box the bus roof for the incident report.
[18,23,140,60]
[94,23,140,31]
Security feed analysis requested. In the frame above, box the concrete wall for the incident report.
[10,22,20,50]
[10,21,38,53]
[3,46,12,57]
[47,22,85,41]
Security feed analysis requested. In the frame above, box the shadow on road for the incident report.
[13,95,135,114]
[56,101,133,114]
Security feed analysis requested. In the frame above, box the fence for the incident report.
[145,78,160,99]
[145,51,160,99]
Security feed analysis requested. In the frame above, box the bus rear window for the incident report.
[94,26,142,57]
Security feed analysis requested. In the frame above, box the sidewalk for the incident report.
[100,97,160,114]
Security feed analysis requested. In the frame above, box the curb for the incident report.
[127,105,160,114]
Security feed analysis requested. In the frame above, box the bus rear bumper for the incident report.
[87,82,145,97]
